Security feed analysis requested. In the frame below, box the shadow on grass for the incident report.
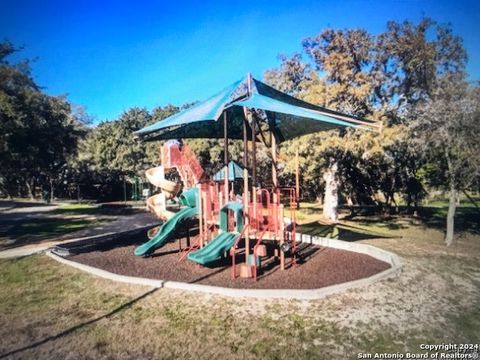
[344,216,410,231]
[344,206,480,236]
[51,204,141,217]
[417,207,480,235]
[0,218,110,251]
[0,288,158,359]
[298,221,394,242]
[0,200,53,210]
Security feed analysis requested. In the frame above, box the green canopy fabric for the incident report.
[232,93,361,142]
[135,74,377,143]
[212,161,246,182]
[136,79,248,140]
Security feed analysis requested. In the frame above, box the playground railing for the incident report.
[178,239,200,262]
[230,223,250,279]
[177,223,206,262]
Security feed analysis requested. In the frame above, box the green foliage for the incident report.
[303,28,373,115]
[265,17,474,214]
[0,41,86,199]
[72,106,177,200]
[410,77,480,188]
[79,107,155,179]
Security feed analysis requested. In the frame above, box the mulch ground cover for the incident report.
[66,226,391,290]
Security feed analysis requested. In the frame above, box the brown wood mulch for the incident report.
[67,232,391,290]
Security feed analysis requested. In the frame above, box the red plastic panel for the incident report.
[161,141,183,168]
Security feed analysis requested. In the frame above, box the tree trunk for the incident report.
[391,193,399,214]
[445,182,456,246]
[49,178,55,203]
[406,193,412,213]
[413,192,419,217]
[25,179,35,200]
[444,151,456,246]
[323,162,339,223]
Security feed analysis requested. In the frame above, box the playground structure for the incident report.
[136,140,298,278]
[134,73,380,280]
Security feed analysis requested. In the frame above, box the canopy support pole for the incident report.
[251,112,257,265]
[272,133,278,189]
[243,108,250,259]
[271,130,284,270]
[223,111,229,203]
[295,147,300,205]
[246,76,254,270]
[251,114,257,186]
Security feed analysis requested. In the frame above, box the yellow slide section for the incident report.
[145,166,182,220]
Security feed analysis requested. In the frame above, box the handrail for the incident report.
[230,223,251,279]
[178,224,210,262]
[252,227,268,281]
[178,241,200,262]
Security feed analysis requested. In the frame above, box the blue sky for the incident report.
[1,0,479,122]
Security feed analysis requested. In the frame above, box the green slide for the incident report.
[134,206,197,256]
[187,231,237,265]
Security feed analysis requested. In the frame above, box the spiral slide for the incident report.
[136,142,204,257]
[144,166,182,219]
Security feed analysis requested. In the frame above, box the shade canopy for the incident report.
[212,161,246,182]
[135,74,378,143]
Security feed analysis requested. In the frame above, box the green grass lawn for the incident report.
[1,217,107,244]
[0,202,145,251]
[0,203,117,250]
[51,203,138,217]
[0,209,479,359]
[296,202,480,237]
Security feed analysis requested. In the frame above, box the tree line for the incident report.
[1,17,479,244]
[265,17,480,245]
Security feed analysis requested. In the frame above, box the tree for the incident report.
[265,18,470,225]
[0,41,85,200]
[409,79,480,245]
[294,28,375,220]
[0,41,38,198]
[373,18,467,123]
[303,28,373,116]
[34,95,86,201]
[264,53,311,95]
[79,108,155,179]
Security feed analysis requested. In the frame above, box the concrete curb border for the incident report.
[45,232,402,300]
